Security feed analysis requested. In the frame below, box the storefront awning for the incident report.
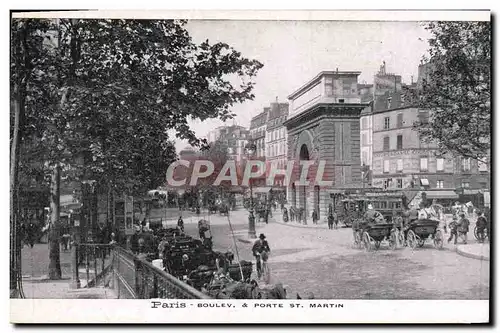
[425,190,459,199]
[463,189,483,195]
[420,179,429,186]
[253,186,272,193]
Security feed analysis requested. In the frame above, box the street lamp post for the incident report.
[245,140,257,239]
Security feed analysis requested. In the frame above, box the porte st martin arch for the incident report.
[284,71,369,223]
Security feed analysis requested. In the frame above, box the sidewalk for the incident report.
[20,279,116,299]
[20,243,114,299]
[456,243,490,261]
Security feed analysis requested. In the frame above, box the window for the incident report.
[362,133,367,146]
[383,160,390,173]
[420,157,428,171]
[462,158,471,172]
[383,180,390,190]
[461,181,470,188]
[396,135,403,150]
[338,99,345,103]
[436,180,444,189]
[397,113,403,128]
[397,179,403,188]
[396,159,403,172]
[383,136,390,151]
[387,97,392,109]
[325,77,334,96]
[436,158,444,172]
[384,117,390,130]
[478,159,488,172]
[418,110,429,124]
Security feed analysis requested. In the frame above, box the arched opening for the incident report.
[299,144,310,160]
[298,144,310,223]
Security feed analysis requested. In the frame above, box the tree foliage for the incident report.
[416,21,490,161]
[12,18,264,197]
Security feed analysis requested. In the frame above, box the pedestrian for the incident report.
[109,232,117,245]
[177,216,184,232]
[458,213,470,244]
[312,209,318,225]
[447,216,459,245]
[130,225,141,254]
[333,210,339,230]
[27,222,36,248]
[327,211,333,230]
[475,211,488,243]
[282,207,289,223]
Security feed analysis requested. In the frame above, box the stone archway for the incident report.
[298,143,310,223]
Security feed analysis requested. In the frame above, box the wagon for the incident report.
[360,223,398,251]
[405,219,443,250]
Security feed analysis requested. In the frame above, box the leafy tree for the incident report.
[415,21,490,161]
[10,18,53,290]
[11,18,263,279]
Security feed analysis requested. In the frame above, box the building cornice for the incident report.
[288,71,362,100]
[284,103,369,130]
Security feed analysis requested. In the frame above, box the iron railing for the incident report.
[110,245,210,299]
[77,243,113,288]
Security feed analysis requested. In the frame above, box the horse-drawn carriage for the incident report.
[352,210,399,251]
[405,219,443,250]
[219,203,229,216]
[338,192,406,228]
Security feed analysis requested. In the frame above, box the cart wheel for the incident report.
[389,232,397,250]
[363,232,372,252]
[398,232,405,247]
[474,226,479,241]
[417,239,425,248]
[407,230,417,250]
[433,230,444,249]
[374,241,381,250]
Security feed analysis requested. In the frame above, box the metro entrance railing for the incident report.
[75,243,210,299]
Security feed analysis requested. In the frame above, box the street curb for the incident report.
[272,218,330,230]
[237,238,252,244]
[456,246,490,261]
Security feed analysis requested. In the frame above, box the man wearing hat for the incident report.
[458,213,470,244]
[447,216,459,244]
[476,211,488,243]
[252,233,271,278]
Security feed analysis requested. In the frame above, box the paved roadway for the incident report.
[20,207,489,300]
[181,209,490,300]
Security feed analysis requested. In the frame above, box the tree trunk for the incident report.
[48,164,62,279]
[10,96,22,295]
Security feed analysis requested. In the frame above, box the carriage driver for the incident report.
[364,204,384,225]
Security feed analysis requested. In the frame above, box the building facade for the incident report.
[205,126,224,143]
[218,125,250,163]
[249,109,268,158]
[285,71,367,222]
[265,101,289,175]
[360,103,373,168]
[371,90,490,205]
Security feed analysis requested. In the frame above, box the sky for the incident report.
[173,20,432,152]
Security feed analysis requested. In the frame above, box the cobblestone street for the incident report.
[185,210,489,300]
